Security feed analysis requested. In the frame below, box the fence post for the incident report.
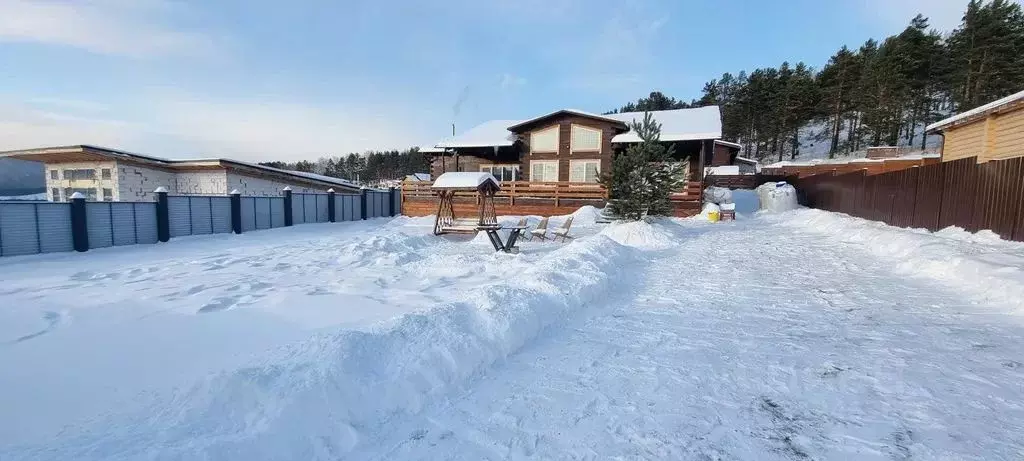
[155,187,170,243]
[283,187,293,227]
[327,189,336,222]
[360,188,368,220]
[69,192,89,252]
[389,187,397,216]
[230,190,242,234]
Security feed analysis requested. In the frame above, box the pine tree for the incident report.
[948,0,1024,110]
[600,113,685,221]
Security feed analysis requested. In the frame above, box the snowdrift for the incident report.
[600,220,679,250]
[17,228,652,460]
[772,209,1024,310]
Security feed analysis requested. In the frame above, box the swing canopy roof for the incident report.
[431,172,501,191]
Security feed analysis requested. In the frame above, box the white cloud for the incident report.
[857,0,967,32]
[0,102,139,149]
[499,73,527,89]
[150,98,434,161]
[0,96,438,162]
[0,0,218,58]
[556,8,667,94]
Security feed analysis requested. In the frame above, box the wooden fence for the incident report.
[794,156,1024,241]
[704,174,792,189]
[401,180,704,217]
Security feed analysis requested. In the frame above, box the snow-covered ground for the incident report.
[0,192,47,200]
[2,200,1024,460]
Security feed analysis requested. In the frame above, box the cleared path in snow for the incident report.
[360,214,1024,460]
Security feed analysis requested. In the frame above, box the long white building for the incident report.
[0,145,360,201]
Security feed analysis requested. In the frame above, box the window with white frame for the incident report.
[530,160,559,182]
[480,164,520,181]
[571,125,601,152]
[569,159,601,183]
[530,126,559,153]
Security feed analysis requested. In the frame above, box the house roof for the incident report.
[607,106,722,143]
[432,172,500,189]
[434,120,521,148]
[926,89,1024,133]
[506,109,629,132]
[0,145,362,192]
[714,139,743,149]
[430,106,723,149]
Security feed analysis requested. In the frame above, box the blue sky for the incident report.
[0,0,970,162]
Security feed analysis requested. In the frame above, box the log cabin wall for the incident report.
[517,115,622,182]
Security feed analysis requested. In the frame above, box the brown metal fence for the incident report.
[704,174,790,189]
[794,156,1024,242]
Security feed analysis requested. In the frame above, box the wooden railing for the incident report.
[402,180,703,204]
[402,181,606,204]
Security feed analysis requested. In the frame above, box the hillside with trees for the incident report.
[612,0,1024,163]
[259,148,430,185]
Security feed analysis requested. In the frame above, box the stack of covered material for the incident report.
[755,182,798,212]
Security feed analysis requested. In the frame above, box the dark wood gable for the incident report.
[509,112,629,182]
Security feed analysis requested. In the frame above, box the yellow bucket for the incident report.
[707,210,720,222]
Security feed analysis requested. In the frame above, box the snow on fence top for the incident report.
[926,89,1024,132]
[432,172,500,190]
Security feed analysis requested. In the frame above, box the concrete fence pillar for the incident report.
[154,187,170,243]
[327,188,336,223]
[360,187,368,220]
[283,187,293,227]
[230,190,242,234]
[69,192,89,252]
[389,187,398,217]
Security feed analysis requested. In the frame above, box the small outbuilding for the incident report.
[926,89,1024,163]
[431,172,501,235]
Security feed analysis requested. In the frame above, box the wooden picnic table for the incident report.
[479,225,527,253]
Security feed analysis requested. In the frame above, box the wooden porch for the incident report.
[401,180,703,218]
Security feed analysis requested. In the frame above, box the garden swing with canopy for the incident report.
[431,172,500,235]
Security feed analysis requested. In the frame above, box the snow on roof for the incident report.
[418,145,446,153]
[607,106,722,143]
[735,156,757,164]
[714,139,743,149]
[926,89,1024,132]
[432,172,500,189]
[506,109,626,131]
[434,120,521,148]
[763,151,940,168]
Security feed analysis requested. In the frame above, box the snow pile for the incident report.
[8,231,641,460]
[756,181,799,212]
[333,231,434,267]
[699,202,721,220]
[772,209,1024,310]
[599,220,678,250]
[568,205,603,227]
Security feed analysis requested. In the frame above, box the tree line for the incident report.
[259,148,430,185]
[611,0,1024,162]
